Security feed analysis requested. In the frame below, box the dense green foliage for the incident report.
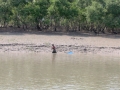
[0,0,120,33]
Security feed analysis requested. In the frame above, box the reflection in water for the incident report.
[0,53,120,90]
[52,53,56,63]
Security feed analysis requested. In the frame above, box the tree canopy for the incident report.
[0,0,120,33]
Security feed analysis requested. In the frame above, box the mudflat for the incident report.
[0,31,120,56]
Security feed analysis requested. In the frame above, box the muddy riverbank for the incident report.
[0,32,120,56]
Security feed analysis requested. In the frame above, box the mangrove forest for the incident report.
[0,0,120,34]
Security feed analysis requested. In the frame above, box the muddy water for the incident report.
[0,53,120,90]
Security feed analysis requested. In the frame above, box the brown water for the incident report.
[0,53,120,90]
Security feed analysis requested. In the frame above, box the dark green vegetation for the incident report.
[0,0,120,34]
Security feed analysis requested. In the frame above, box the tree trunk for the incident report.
[54,21,56,31]
[78,22,80,31]
[37,24,41,31]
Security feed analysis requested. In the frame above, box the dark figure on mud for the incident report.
[52,44,57,53]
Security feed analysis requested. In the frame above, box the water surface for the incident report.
[0,53,120,90]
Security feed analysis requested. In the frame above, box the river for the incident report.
[0,53,120,90]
